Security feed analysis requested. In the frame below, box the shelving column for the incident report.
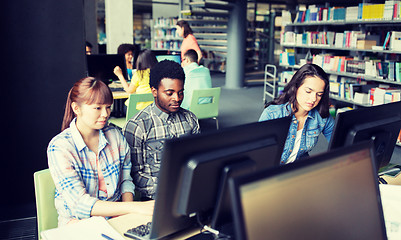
[226,0,247,89]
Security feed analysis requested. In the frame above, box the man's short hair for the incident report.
[184,49,198,63]
[150,60,185,89]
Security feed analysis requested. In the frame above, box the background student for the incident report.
[123,60,200,200]
[180,49,212,109]
[117,43,137,80]
[114,49,158,110]
[259,64,334,165]
[176,20,202,63]
[47,77,154,226]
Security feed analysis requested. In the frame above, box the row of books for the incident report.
[281,30,389,50]
[293,1,401,23]
[154,17,178,28]
[312,54,401,82]
[154,40,180,51]
[329,76,401,105]
[154,28,180,39]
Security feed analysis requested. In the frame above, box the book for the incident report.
[383,32,392,50]
[41,217,124,240]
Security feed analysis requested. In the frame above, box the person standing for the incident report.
[176,20,202,63]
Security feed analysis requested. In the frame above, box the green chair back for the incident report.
[189,87,221,129]
[34,169,58,239]
[126,93,154,121]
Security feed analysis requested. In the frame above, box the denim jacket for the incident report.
[259,103,335,164]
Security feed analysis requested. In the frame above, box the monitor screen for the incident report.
[229,141,387,240]
[328,101,401,170]
[156,55,181,64]
[146,117,291,239]
[86,54,127,84]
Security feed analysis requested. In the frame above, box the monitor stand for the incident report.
[210,158,257,237]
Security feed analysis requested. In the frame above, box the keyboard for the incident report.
[124,222,152,240]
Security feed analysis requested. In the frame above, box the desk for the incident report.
[108,213,202,240]
[109,82,129,118]
[382,173,401,185]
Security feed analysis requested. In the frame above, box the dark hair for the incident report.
[136,49,158,79]
[117,43,135,55]
[176,20,193,38]
[150,60,185,89]
[267,63,330,118]
[85,41,93,48]
[61,77,113,131]
[184,49,198,63]
[136,49,158,70]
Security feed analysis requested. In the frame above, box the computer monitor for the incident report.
[86,54,127,84]
[156,55,181,64]
[229,141,387,240]
[144,117,291,239]
[328,101,401,170]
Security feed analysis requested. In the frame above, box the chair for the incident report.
[189,87,221,129]
[34,169,58,240]
[109,93,154,129]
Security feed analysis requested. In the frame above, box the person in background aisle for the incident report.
[259,64,334,165]
[176,20,202,63]
[123,60,200,200]
[47,77,154,226]
[117,43,138,81]
[180,49,212,110]
[85,41,93,55]
[114,49,158,110]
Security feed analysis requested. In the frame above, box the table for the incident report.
[109,81,129,118]
[108,213,202,240]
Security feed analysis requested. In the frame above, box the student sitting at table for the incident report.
[47,77,154,226]
[114,49,158,110]
[259,64,334,165]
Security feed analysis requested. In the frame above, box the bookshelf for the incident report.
[279,1,401,109]
[151,17,181,51]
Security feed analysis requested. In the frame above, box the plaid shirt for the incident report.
[123,103,200,199]
[47,119,135,226]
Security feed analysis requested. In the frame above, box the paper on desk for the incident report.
[380,184,401,240]
[41,216,125,240]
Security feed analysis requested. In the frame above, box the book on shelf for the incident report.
[280,49,296,66]
[362,4,385,20]
[383,32,392,50]
[390,31,401,51]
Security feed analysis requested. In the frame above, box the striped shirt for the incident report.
[47,118,135,226]
[123,103,200,199]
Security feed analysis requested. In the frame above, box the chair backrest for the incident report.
[189,87,221,119]
[126,93,154,121]
[34,169,58,239]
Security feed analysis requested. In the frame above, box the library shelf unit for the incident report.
[151,17,181,52]
[280,7,401,109]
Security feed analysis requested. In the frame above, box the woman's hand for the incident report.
[113,66,123,78]
[130,200,155,216]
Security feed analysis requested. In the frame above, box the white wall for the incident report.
[105,0,133,53]
[152,0,180,19]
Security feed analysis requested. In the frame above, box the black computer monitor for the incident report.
[328,101,401,170]
[143,117,291,239]
[86,54,127,84]
[229,141,387,240]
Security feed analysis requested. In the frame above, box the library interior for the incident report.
[2,0,401,239]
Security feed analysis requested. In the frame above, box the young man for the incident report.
[180,49,212,109]
[123,60,200,200]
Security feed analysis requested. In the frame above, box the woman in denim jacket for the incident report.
[259,64,334,164]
